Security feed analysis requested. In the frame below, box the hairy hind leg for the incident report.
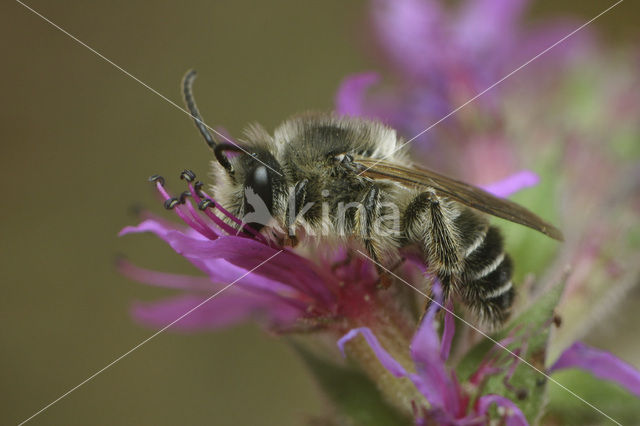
[403,191,464,298]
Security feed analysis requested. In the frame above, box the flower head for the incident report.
[121,173,329,331]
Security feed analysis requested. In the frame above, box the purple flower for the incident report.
[338,283,528,425]
[119,173,382,332]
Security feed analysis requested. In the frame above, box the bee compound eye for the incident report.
[245,165,273,215]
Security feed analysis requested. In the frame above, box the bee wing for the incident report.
[354,157,563,241]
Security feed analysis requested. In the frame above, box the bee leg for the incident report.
[356,186,397,289]
[358,186,384,286]
[284,179,309,245]
[404,191,463,297]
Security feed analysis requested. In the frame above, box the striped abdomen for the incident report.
[453,208,515,324]
[404,194,515,326]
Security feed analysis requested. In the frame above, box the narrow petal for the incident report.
[335,72,379,116]
[410,300,441,364]
[475,394,528,426]
[120,219,333,304]
[120,220,259,285]
[132,293,299,331]
[338,327,409,377]
[118,258,307,312]
[410,282,460,412]
[117,258,220,291]
[132,294,260,331]
[440,299,455,361]
[119,218,185,238]
[181,236,334,303]
[550,341,640,398]
[411,280,443,363]
[481,170,539,198]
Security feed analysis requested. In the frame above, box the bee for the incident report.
[181,70,563,326]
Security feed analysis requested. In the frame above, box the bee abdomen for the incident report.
[455,209,515,324]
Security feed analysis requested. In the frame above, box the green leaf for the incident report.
[292,342,412,426]
[456,281,565,423]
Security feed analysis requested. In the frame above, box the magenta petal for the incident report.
[476,394,528,426]
[183,236,334,303]
[481,170,539,198]
[410,301,441,364]
[133,294,260,331]
[133,293,299,331]
[440,299,455,362]
[338,327,409,377]
[118,259,220,291]
[410,321,455,410]
[120,218,186,239]
[409,282,460,412]
[335,72,379,116]
[550,342,640,398]
[121,221,292,295]
[411,280,443,363]
[120,219,332,304]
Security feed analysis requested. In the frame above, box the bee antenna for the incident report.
[182,70,235,174]
[182,69,216,150]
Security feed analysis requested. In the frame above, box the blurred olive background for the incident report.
[1,1,638,425]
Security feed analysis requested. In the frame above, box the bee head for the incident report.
[214,144,287,231]
[181,70,287,231]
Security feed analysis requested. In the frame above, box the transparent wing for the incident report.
[354,157,563,241]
